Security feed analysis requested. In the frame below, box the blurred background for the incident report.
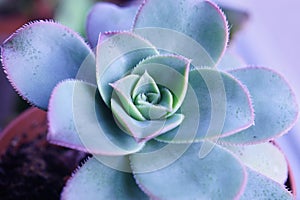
[0,0,299,195]
[215,0,300,195]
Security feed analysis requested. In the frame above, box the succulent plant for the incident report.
[1,0,299,199]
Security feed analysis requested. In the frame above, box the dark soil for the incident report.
[0,131,87,200]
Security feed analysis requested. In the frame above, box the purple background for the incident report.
[217,0,300,194]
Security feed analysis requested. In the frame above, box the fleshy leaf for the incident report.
[134,27,215,68]
[132,71,160,100]
[224,143,288,184]
[111,94,184,142]
[131,54,190,116]
[221,67,299,144]
[1,21,95,109]
[96,31,159,107]
[135,104,169,120]
[156,68,254,143]
[240,167,293,200]
[62,157,148,200]
[128,139,187,173]
[157,87,173,111]
[110,74,146,121]
[217,50,246,71]
[221,6,249,40]
[133,0,228,64]
[130,142,246,199]
[86,2,140,48]
[48,80,144,155]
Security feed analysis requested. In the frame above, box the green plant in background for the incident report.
[55,0,95,37]
[1,0,298,199]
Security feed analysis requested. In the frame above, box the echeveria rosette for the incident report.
[0,0,298,199]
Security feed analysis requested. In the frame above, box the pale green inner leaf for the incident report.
[110,74,145,121]
[132,62,189,117]
[158,87,173,111]
[134,92,160,105]
[111,94,184,142]
[136,104,169,120]
[132,71,160,100]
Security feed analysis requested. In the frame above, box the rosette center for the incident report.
[109,55,190,142]
[111,71,173,121]
[132,71,173,120]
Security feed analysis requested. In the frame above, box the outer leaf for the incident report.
[96,31,159,107]
[217,50,246,71]
[221,67,299,144]
[1,21,95,110]
[133,27,215,68]
[240,167,293,200]
[130,142,247,199]
[224,143,288,184]
[48,80,144,155]
[86,2,140,48]
[62,157,148,200]
[221,6,249,40]
[156,68,254,143]
[133,0,228,64]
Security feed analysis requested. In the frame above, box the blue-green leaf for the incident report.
[130,142,246,199]
[86,2,140,48]
[62,157,148,200]
[48,80,144,155]
[240,168,293,200]
[217,50,246,71]
[156,68,254,143]
[224,143,288,184]
[221,6,249,40]
[96,31,159,107]
[133,0,228,64]
[133,27,215,68]
[1,21,95,109]
[221,67,299,144]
